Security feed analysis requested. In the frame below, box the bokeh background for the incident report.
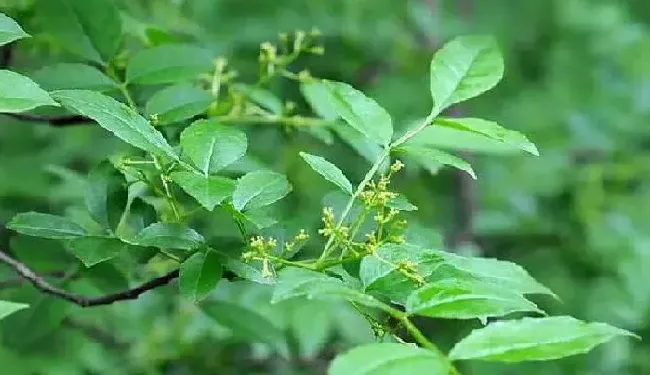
[1,0,649,374]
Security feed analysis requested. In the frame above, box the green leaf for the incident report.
[85,161,127,232]
[0,70,58,113]
[406,278,543,320]
[386,194,418,212]
[51,90,178,160]
[331,121,386,166]
[232,170,292,211]
[180,119,247,175]
[429,35,503,113]
[436,251,556,298]
[202,299,287,350]
[299,152,353,194]
[0,301,28,321]
[66,236,126,267]
[171,171,235,211]
[449,316,637,362]
[328,343,449,375]
[126,44,213,85]
[145,83,212,125]
[7,212,86,239]
[232,83,283,114]
[399,146,476,179]
[135,222,204,250]
[322,80,393,146]
[300,80,339,120]
[0,12,29,46]
[179,250,223,303]
[272,268,390,311]
[37,0,122,63]
[433,118,539,156]
[360,243,445,305]
[31,63,117,92]
[403,122,531,155]
[213,249,274,285]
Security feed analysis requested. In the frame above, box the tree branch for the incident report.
[0,249,179,307]
[3,112,90,127]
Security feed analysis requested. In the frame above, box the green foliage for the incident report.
[179,250,222,302]
[232,170,292,211]
[328,343,450,375]
[0,2,644,375]
[449,316,637,362]
[0,12,28,46]
[299,152,353,194]
[0,300,28,321]
[52,90,178,159]
[180,119,247,175]
[145,83,212,125]
[7,212,86,239]
[0,70,58,113]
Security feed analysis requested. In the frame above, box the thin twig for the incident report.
[0,270,67,289]
[3,112,90,127]
[0,249,178,307]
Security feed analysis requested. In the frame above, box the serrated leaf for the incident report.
[232,170,291,211]
[126,44,213,85]
[433,118,539,156]
[52,90,178,160]
[331,121,386,166]
[66,236,126,267]
[145,83,212,125]
[299,152,353,194]
[7,212,86,239]
[406,278,543,320]
[0,12,29,46]
[403,122,530,155]
[0,70,58,113]
[171,171,234,211]
[449,316,637,362]
[328,343,449,375]
[399,145,476,179]
[436,251,556,297]
[135,222,204,250]
[273,268,390,311]
[180,119,247,175]
[430,35,503,113]
[31,63,117,92]
[0,301,28,321]
[300,80,339,120]
[232,83,283,114]
[360,243,445,305]
[322,80,393,146]
[38,0,122,63]
[179,250,222,302]
[85,161,127,232]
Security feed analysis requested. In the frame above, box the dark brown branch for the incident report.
[0,270,67,289]
[3,112,90,127]
[0,249,178,307]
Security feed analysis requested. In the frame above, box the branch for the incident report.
[0,270,67,289]
[0,249,179,307]
[3,112,90,127]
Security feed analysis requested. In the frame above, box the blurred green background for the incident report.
[1,0,649,374]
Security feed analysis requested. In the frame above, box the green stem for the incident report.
[317,150,390,265]
[391,110,438,148]
[119,84,137,110]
